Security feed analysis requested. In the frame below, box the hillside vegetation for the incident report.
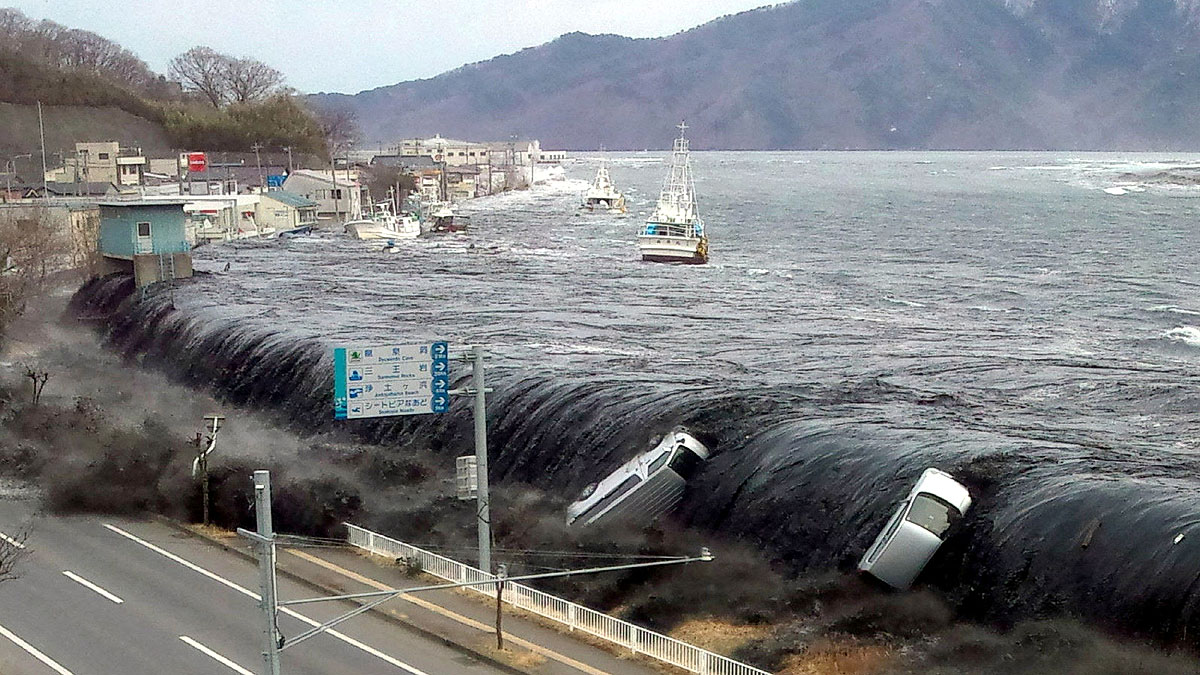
[312,0,1200,150]
[0,8,329,159]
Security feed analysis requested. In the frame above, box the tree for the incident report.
[0,528,28,585]
[225,57,284,103]
[318,107,362,159]
[169,46,230,108]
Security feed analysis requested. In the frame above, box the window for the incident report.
[645,450,671,475]
[577,475,642,524]
[667,446,705,480]
[98,152,110,160]
[136,221,151,237]
[905,494,960,538]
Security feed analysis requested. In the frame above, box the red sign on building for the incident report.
[187,152,207,173]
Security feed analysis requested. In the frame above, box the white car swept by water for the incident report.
[566,431,710,529]
[858,468,972,590]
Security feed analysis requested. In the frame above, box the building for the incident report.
[282,169,362,220]
[395,135,491,167]
[66,142,147,186]
[185,166,288,194]
[97,201,192,287]
[20,182,119,199]
[141,194,265,243]
[257,191,319,233]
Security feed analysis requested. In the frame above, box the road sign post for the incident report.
[247,470,280,675]
[332,341,491,571]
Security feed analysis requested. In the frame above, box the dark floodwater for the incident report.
[77,152,1200,641]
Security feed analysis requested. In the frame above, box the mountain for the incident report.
[311,0,1200,150]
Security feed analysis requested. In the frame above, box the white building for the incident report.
[395,135,491,167]
[282,169,362,220]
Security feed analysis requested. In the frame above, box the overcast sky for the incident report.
[8,0,772,93]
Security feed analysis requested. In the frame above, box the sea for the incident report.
[79,152,1200,640]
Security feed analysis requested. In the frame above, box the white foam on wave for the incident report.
[1164,326,1200,347]
[1148,305,1200,317]
[883,296,926,308]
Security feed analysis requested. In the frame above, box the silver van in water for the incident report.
[566,431,710,529]
[857,468,972,590]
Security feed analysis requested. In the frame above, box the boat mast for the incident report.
[655,122,700,232]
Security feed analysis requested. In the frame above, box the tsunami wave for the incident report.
[69,275,1200,646]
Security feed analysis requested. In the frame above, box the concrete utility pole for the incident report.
[282,146,293,173]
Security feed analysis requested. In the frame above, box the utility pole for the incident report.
[36,101,48,203]
[252,143,264,191]
[495,563,506,649]
[283,146,293,173]
[470,345,491,573]
[250,471,281,675]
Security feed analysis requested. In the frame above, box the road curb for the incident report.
[152,516,529,675]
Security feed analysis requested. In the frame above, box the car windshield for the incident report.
[667,445,704,479]
[904,493,961,537]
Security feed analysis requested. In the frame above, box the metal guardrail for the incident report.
[345,523,772,675]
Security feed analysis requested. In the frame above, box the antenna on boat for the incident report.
[677,121,688,137]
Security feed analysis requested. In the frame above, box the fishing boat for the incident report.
[422,202,470,235]
[344,202,420,240]
[636,122,708,264]
[582,158,626,212]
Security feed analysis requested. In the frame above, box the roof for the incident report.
[284,169,358,188]
[27,181,115,196]
[372,155,440,169]
[97,200,188,207]
[261,190,318,208]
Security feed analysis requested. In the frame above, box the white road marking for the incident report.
[0,531,26,549]
[179,636,254,675]
[0,622,75,675]
[63,571,124,604]
[103,524,430,675]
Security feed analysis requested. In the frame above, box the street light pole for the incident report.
[193,414,224,527]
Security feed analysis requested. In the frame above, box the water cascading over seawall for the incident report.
[70,275,1200,645]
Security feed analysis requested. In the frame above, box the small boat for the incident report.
[582,158,626,212]
[636,122,708,264]
[345,202,420,240]
[422,202,470,235]
[276,224,313,238]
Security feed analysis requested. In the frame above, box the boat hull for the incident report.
[637,234,708,264]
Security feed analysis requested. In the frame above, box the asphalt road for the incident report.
[0,500,506,675]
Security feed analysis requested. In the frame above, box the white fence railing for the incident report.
[345,524,772,675]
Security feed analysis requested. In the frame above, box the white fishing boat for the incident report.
[636,122,708,264]
[422,202,470,235]
[345,202,420,240]
[582,158,626,212]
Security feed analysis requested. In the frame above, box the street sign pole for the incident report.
[471,345,491,574]
[252,471,281,675]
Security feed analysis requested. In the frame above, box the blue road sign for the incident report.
[333,341,450,419]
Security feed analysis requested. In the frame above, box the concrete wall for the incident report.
[131,252,192,287]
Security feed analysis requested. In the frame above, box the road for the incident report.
[0,499,506,675]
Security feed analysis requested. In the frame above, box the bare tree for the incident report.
[225,57,284,103]
[0,528,28,585]
[169,46,232,108]
[318,107,362,158]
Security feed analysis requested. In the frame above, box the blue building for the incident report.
[97,200,192,287]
